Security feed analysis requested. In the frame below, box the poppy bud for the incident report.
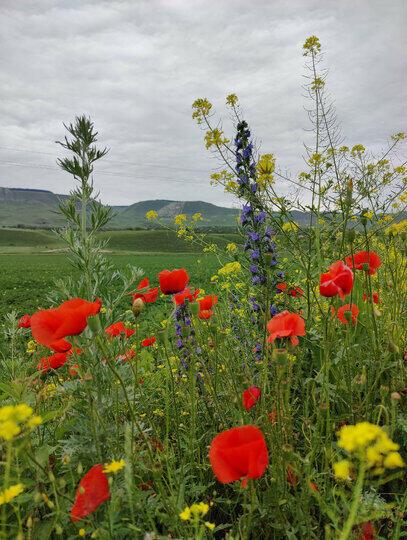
[272,348,288,366]
[132,298,145,317]
[388,340,399,354]
[391,392,401,401]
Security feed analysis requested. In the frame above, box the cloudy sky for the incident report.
[0,0,406,207]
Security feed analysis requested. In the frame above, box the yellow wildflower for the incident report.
[226,242,237,252]
[0,484,24,505]
[226,94,238,107]
[192,98,212,124]
[79,529,86,537]
[145,210,158,221]
[218,261,241,276]
[351,144,366,156]
[282,222,299,233]
[192,212,203,222]
[205,129,230,150]
[205,522,216,530]
[333,460,352,480]
[103,459,125,474]
[303,36,321,55]
[174,214,187,226]
[179,507,191,521]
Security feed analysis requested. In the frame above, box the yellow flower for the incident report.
[205,522,215,530]
[103,459,125,474]
[0,420,20,441]
[0,484,24,506]
[333,460,352,480]
[27,415,42,428]
[256,153,276,189]
[282,222,299,233]
[383,452,405,469]
[226,94,238,107]
[303,35,321,55]
[174,214,187,226]
[79,529,86,537]
[226,242,237,252]
[351,144,366,156]
[192,212,203,222]
[363,210,374,220]
[179,507,191,521]
[337,422,404,471]
[218,261,241,276]
[145,210,158,221]
[26,340,37,354]
[192,98,212,124]
[205,129,230,150]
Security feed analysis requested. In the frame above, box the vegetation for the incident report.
[0,37,406,540]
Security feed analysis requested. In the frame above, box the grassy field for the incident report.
[0,228,239,253]
[0,252,219,321]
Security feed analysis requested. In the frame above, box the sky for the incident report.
[0,0,406,207]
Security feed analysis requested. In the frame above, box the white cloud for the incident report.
[0,0,405,206]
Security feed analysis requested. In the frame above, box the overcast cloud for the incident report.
[0,0,406,207]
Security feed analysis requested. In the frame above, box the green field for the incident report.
[0,251,220,321]
[0,227,239,253]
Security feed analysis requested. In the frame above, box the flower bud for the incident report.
[391,392,401,401]
[132,298,145,317]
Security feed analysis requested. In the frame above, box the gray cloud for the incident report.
[0,0,406,206]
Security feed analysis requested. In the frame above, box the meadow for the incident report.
[0,37,406,540]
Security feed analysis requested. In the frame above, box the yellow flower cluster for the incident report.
[256,153,275,189]
[26,340,37,355]
[226,93,238,107]
[192,212,203,222]
[192,98,212,124]
[218,261,241,276]
[179,501,215,529]
[226,242,237,253]
[205,129,230,150]
[103,459,125,474]
[351,144,366,156]
[145,210,158,221]
[385,220,407,236]
[282,222,299,233]
[0,484,24,506]
[0,403,42,441]
[174,214,187,226]
[311,77,325,90]
[303,35,321,55]
[334,422,404,477]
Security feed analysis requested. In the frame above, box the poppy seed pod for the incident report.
[132,297,145,317]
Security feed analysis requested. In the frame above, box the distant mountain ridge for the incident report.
[0,187,240,228]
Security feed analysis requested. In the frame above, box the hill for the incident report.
[0,187,239,228]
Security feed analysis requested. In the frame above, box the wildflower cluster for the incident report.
[334,422,405,478]
[0,403,42,441]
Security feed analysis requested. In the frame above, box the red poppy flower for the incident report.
[105,322,135,338]
[37,352,69,372]
[267,311,305,346]
[18,314,31,328]
[70,464,110,522]
[319,261,354,300]
[345,251,381,275]
[30,298,101,352]
[209,425,269,488]
[116,349,136,362]
[242,386,261,411]
[133,287,159,304]
[288,286,304,298]
[137,277,150,290]
[276,282,287,291]
[173,288,200,305]
[337,303,359,325]
[158,268,189,294]
[358,522,375,540]
[198,295,218,319]
[141,336,156,347]
[69,363,79,377]
[362,292,379,304]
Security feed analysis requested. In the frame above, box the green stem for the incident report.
[339,463,366,540]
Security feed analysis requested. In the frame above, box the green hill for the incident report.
[0,188,239,228]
